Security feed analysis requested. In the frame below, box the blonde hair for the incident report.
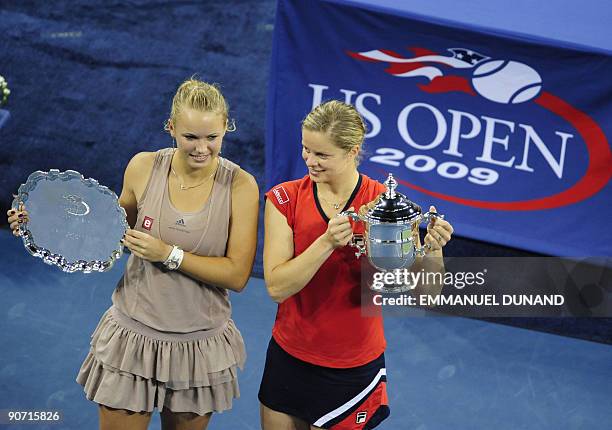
[164,77,235,132]
[302,100,366,165]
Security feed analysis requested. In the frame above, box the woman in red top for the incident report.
[259,100,454,429]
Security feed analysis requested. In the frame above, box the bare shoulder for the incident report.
[232,167,259,196]
[124,151,157,200]
[126,151,156,173]
[125,151,156,179]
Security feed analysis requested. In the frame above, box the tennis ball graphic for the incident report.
[472,60,542,104]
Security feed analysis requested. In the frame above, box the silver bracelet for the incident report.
[163,245,184,270]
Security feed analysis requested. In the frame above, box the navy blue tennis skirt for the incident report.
[258,337,390,429]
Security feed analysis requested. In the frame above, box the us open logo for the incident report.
[306,45,612,211]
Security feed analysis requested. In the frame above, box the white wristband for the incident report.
[163,245,184,270]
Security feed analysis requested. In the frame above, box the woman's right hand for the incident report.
[6,204,29,237]
[324,207,354,249]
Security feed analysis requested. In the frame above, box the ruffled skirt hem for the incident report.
[76,306,245,414]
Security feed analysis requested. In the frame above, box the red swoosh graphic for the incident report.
[396,91,612,210]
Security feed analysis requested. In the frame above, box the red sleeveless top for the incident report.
[265,174,386,368]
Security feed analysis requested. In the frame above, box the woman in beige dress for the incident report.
[7,78,259,430]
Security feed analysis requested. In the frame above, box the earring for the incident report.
[172,139,177,148]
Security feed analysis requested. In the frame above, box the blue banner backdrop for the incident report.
[265,0,612,257]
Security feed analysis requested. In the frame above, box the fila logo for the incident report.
[176,218,186,226]
[272,186,289,205]
[356,411,368,424]
[142,216,154,231]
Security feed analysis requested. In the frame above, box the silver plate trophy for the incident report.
[341,173,443,293]
[11,169,128,273]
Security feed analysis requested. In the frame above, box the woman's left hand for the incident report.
[123,229,172,262]
[424,206,453,252]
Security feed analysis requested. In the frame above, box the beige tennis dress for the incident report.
[76,148,246,415]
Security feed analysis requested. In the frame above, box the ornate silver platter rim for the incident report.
[11,169,128,273]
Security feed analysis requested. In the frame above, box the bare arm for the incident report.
[411,206,452,298]
[263,200,354,303]
[118,152,150,228]
[178,169,259,292]
[411,251,445,298]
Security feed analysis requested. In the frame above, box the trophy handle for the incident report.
[339,210,362,222]
[422,211,444,224]
[414,211,445,255]
[338,210,367,258]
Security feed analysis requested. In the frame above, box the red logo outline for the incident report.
[142,216,154,231]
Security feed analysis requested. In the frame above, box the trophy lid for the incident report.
[365,173,422,224]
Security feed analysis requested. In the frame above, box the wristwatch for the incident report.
[163,245,184,270]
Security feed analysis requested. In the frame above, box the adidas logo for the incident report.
[175,218,186,226]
